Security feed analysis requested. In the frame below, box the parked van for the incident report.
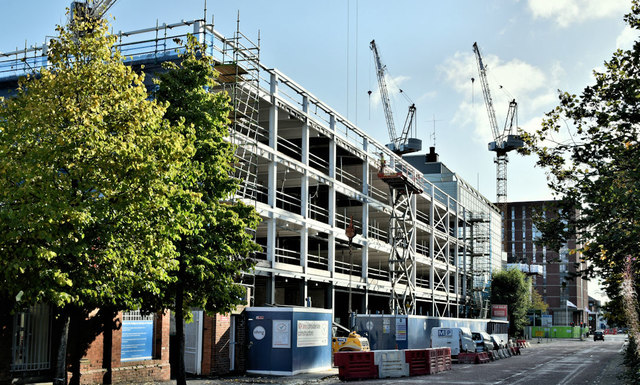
[430,327,475,356]
[472,331,493,352]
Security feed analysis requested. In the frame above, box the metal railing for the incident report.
[274,247,300,265]
[335,259,361,275]
[275,190,301,215]
[11,304,51,372]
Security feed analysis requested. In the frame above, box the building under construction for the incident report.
[0,17,505,322]
[1,15,506,377]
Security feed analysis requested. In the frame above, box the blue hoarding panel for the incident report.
[121,320,153,362]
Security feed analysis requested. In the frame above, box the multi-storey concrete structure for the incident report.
[1,16,506,379]
[405,148,505,318]
[504,200,588,326]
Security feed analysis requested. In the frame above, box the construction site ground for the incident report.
[144,334,627,384]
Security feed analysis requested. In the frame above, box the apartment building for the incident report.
[504,200,589,325]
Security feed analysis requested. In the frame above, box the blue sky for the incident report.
[2,0,630,300]
[0,1,635,207]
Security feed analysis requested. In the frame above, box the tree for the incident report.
[153,36,261,385]
[530,289,548,313]
[491,268,530,336]
[521,0,640,378]
[0,13,190,384]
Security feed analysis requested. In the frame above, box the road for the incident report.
[159,335,628,385]
[334,335,628,385]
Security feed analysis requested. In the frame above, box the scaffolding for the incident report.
[469,212,491,318]
[207,18,261,204]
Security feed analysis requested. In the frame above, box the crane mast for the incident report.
[472,42,523,204]
[370,40,421,155]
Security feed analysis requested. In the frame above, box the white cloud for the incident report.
[527,0,630,28]
[616,25,639,49]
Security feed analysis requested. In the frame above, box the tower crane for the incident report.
[370,40,422,155]
[71,0,119,20]
[472,42,523,204]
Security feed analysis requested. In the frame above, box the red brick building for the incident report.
[504,200,589,326]
[3,307,171,385]
[177,309,247,377]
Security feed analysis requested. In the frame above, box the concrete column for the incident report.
[300,226,308,273]
[301,95,309,218]
[267,73,279,209]
[361,140,369,282]
[267,274,276,305]
[328,115,337,228]
[328,233,335,276]
[267,217,276,268]
[361,244,368,282]
[361,139,369,238]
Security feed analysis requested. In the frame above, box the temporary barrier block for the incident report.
[404,349,429,376]
[477,352,490,364]
[374,350,410,378]
[334,351,378,381]
[426,348,439,374]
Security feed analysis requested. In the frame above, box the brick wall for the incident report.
[199,311,248,375]
[68,310,170,385]
[202,313,231,375]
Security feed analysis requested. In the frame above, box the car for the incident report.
[594,330,604,341]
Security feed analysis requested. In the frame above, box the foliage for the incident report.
[491,268,530,336]
[154,35,261,319]
[623,336,640,384]
[530,288,548,313]
[520,0,640,326]
[0,14,192,314]
[153,35,260,385]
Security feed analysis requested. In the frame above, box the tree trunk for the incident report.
[0,298,14,385]
[54,308,71,385]
[175,257,186,385]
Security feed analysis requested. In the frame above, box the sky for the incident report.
[0,0,635,302]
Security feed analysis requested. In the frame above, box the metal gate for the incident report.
[11,304,52,372]
[184,310,203,374]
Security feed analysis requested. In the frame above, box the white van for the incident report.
[430,327,475,356]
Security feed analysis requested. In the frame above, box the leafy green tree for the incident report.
[0,13,190,383]
[491,268,530,336]
[522,1,640,378]
[521,0,640,325]
[530,288,548,313]
[154,36,260,385]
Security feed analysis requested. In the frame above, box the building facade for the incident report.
[504,200,589,326]
[1,16,505,382]
[405,148,505,318]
